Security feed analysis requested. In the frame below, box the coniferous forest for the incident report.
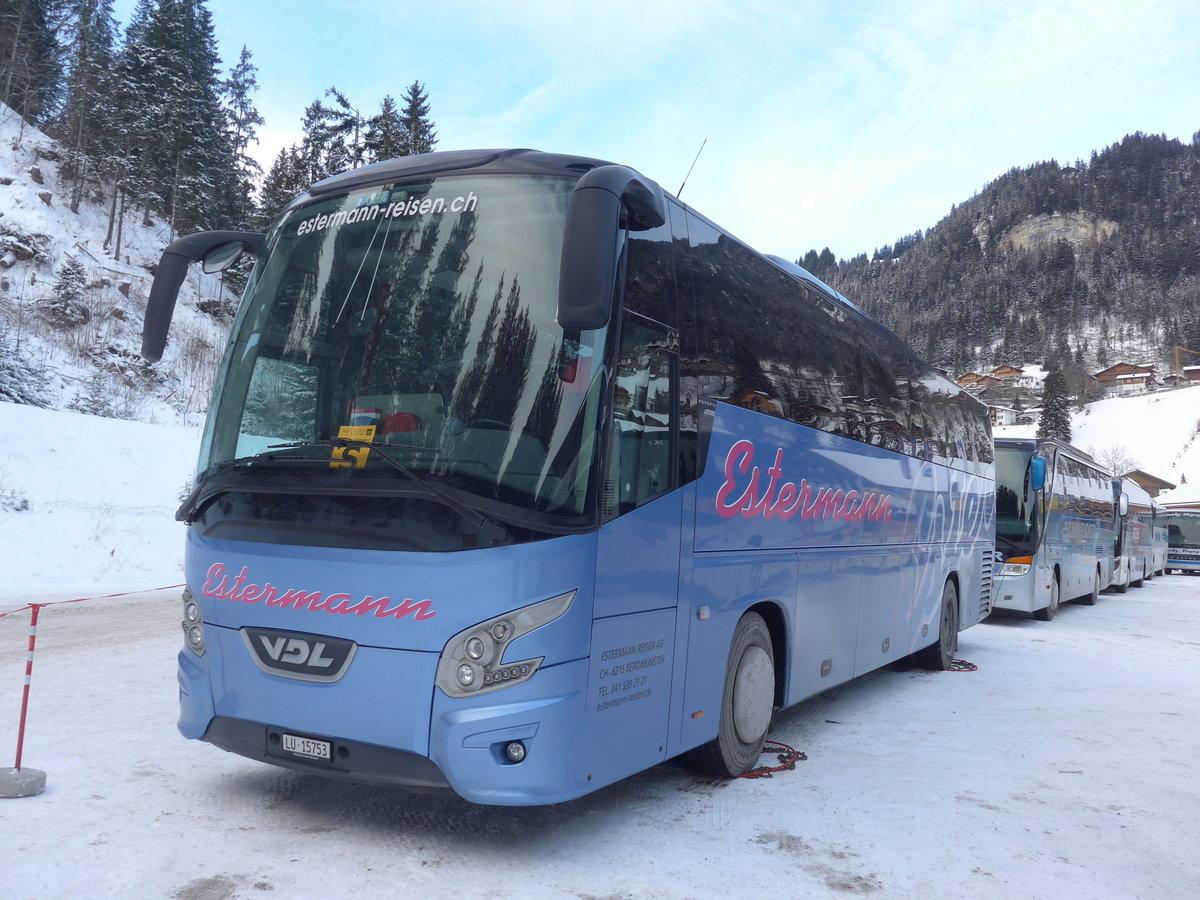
[805,131,1200,381]
[0,0,438,242]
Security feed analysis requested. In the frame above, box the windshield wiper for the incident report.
[179,446,336,519]
[266,439,509,545]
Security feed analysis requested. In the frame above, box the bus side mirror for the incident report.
[1030,456,1046,492]
[142,230,265,362]
[201,241,248,274]
[1119,493,1129,516]
[557,165,666,331]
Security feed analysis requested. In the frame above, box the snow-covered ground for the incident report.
[1,398,1199,898]
[2,575,1197,898]
[0,401,198,601]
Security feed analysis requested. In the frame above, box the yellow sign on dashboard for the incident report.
[329,425,377,469]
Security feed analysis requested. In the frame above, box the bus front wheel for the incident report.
[1034,574,1060,621]
[685,612,774,777]
[915,580,959,670]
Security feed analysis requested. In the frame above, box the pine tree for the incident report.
[58,0,118,213]
[221,44,263,229]
[364,94,404,163]
[67,371,118,417]
[0,0,65,125]
[1037,368,1072,442]
[110,0,242,237]
[256,143,307,228]
[42,254,90,327]
[298,99,341,183]
[399,80,436,156]
[317,86,366,169]
[0,330,49,406]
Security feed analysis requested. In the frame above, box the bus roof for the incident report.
[306,148,621,199]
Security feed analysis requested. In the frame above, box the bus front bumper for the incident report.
[178,636,592,806]
[992,566,1050,614]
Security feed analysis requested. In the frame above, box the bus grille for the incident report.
[979,550,994,616]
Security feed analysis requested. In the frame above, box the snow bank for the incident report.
[0,401,200,602]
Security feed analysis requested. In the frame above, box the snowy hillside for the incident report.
[995,382,1200,500]
[0,102,236,425]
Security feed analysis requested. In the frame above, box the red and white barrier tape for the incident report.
[4,584,183,771]
[0,583,185,619]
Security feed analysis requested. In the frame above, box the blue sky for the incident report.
[112,0,1200,261]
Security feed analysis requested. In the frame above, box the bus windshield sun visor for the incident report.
[557,165,666,330]
[141,230,266,362]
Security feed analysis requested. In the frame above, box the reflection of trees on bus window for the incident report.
[633,202,984,466]
[605,313,676,519]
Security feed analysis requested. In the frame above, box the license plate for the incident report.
[281,733,331,761]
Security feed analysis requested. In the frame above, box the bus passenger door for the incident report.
[585,313,682,789]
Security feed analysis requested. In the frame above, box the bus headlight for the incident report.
[435,590,575,698]
[1000,555,1033,577]
[180,586,206,656]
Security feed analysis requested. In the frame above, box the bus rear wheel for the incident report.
[914,579,959,670]
[1034,574,1060,621]
[685,612,774,777]
[1080,569,1100,606]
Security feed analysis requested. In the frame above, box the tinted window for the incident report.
[672,207,987,465]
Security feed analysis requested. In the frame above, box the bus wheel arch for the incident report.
[914,576,959,670]
[684,608,777,777]
[1033,568,1060,621]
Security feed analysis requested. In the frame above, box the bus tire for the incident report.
[1113,573,1128,593]
[914,579,959,670]
[1132,563,1146,588]
[1079,568,1100,606]
[685,612,774,777]
[1033,573,1060,621]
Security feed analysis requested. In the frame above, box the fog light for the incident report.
[456,663,477,688]
[505,741,527,763]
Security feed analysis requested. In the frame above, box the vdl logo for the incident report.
[240,627,358,683]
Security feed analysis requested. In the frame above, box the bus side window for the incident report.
[604,313,677,519]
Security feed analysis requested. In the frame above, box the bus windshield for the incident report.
[1167,513,1200,549]
[196,173,607,530]
[995,445,1038,549]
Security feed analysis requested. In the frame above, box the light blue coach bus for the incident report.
[1109,476,1159,589]
[142,149,995,805]
[1166,509,1200,572]
[993,438,1116,619]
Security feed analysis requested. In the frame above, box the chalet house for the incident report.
[990,365,1024,381]
[1123,470,1177,498]
[960,374,1004,392]
[1183,366,1200,384]
[956,372,984,388]
[987,405,1018,427]
[1093,362,1156,396]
